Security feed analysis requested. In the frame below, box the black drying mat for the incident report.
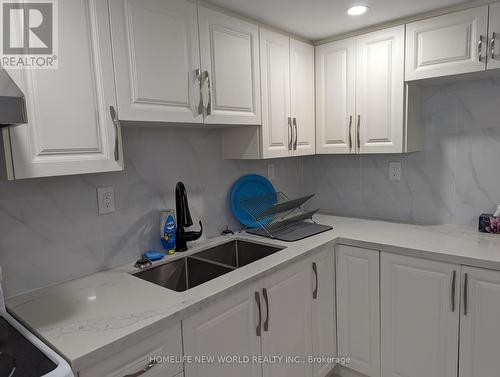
[246,221,333,242]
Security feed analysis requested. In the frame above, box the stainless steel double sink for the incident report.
[132,240,284,292]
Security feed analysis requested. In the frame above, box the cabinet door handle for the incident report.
[463,273,468,316]
[255,291,262,337]
[194,69,203,116]
[356,115,361,151]
[122,360,158,377]
[288,117,293,150]
[312,262,318,299]
[348,115,353,150]
[478,36,484,63]
[492,32,497,60]
[109,106,120,162]
[451,270,456,312]
[262,288,269,332]
[293,117,298,150]
[202,71,212,117]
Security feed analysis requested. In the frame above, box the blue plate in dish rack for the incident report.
[230,174,277,228]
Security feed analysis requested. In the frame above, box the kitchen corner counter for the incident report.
[6,214,500,372]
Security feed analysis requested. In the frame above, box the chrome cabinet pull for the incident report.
[293,117,298,150]
[109,106,120,162]
[193,69,203,116]
[262,288,269,332]
[255,291,262,337]
[288,117,292,150]
[463,273,468,316]
[348,115,353,150]
[451,270,456,312]
[478,36,484,62]
[122,360,158,377]
[202,71,211,117]
[356,115,361,150]
[312,262,318,299]
[492,32,497,60]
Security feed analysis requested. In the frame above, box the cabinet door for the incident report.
[109,0,202,124]
[260,29,291,159]
[261,260,313,377]
[5,0,122,179]
[459,266,500,377]
[290,39,315,156]
[356,26,405,154]
[311,247,336,377]
[336,245,380,377]
[488,3,500,71]
[183,283,262,377]
[406,6,489,80]
[315,38,356,154]
[198,6,261,125]
[381,253,459,377]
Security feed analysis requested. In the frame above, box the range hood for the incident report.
[0,68,27,126]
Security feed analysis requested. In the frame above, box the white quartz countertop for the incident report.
[7,214,500,371]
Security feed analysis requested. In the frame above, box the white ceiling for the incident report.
[206,0,472,40]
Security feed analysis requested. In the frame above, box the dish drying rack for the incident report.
[238,192,332,241]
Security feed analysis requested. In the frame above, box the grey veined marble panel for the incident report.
[304,78,500,227]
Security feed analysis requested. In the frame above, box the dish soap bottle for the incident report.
[160,209,176,255]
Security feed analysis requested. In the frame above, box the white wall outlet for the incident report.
[97,187,115,214]
[267,163,275,180]
[389,161,402,181]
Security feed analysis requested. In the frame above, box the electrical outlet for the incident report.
[267,163,275,180]
[97,187,115,214]
[389,161,402,181]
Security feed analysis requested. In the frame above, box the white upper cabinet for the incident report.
[406,6,489,81]
[315,26,408,155]
[260,29,291,158]
[290,39,315,156]
[198,6,261,125]
[356,26,405,154]
[3,0,122,179]
[109,0,202,124]
[488,3,500,71]
[223,30,315,159]
[459,266,500,377]
[381,253,460,377]
[336,245,380,377]
[315,38,356,154]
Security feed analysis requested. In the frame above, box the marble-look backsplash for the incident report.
[303,78,500,226]
[2,77,499,298]
[0,127,302,297]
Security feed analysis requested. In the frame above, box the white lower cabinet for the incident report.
[78,322,182,377]
[260,258,313,377]
[183,281,262,377]
[336,245,380,377]
[311,247,336,377]
[184,247,336,377]
[459,266,500,377]
[381,253,459,377]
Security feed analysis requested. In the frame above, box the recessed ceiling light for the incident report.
[347,5,369,16]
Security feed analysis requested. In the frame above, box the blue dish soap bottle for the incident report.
[160,209,176,255]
